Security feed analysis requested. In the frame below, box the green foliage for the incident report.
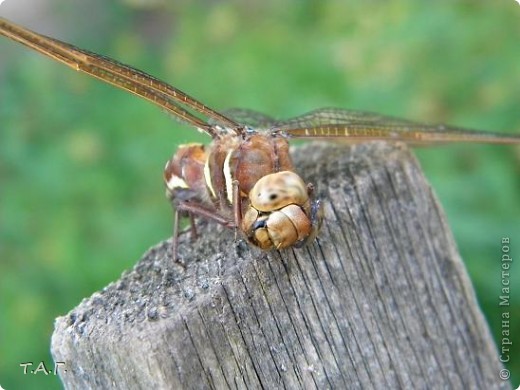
[1,1,518,388]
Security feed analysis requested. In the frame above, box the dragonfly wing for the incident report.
[275,108,520,144]
[0,17,241,138]
[210,108,278,129]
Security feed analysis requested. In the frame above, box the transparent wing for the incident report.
[0,17,240,138]
[213,108,278,128]
[275,108,520,144]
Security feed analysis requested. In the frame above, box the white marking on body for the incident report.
[204,156,217,198]
[223,150,234,204]
[167,175,189,190]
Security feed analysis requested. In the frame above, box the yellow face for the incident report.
[241,171,315,250]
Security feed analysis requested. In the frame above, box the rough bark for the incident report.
[51,142,508,389]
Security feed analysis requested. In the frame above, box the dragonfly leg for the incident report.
[189,213,198,241]
[170,208,185,266]
[307,198,324,246]
[170,200,235,264]
[175,201,235,229]
[306,182,316,197]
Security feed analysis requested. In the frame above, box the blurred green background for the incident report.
[1,1,519,388]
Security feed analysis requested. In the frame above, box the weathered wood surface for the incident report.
[51,142,508,389]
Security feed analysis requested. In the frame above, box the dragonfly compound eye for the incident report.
[249,171,309,212]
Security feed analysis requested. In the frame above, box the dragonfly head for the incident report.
[241,171,322,250]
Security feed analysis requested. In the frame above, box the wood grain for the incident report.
[51,142,508,389]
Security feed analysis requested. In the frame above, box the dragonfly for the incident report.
[1,17,519,261]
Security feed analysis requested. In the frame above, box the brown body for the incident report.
[164,133,320,250]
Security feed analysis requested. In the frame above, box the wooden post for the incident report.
[51,142,508,389]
